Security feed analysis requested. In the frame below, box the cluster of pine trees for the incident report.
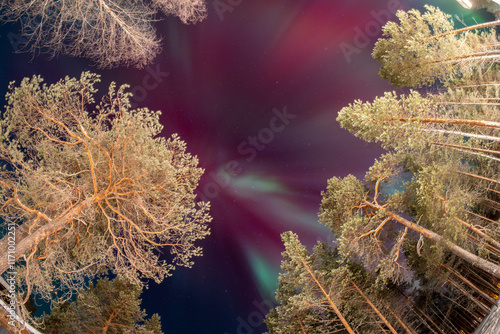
[265,6,500,334]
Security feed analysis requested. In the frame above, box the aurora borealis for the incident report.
[0,0,494,333]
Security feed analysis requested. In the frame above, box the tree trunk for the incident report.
[436,101,500,106]
[466,210,500,226]
[431,143,500,163]
[298,257,356,334]
[467,234,500,259]
[441,263,497,307]
[483,199,500,212]
[484,187,500,196]
[405,50,500,70]
[423,129,500,142]
[448,81,500,89]
[102,310,115,334]
[379,299,416,334]
[446,278,489,314]
[427,20,500,41]
[390,117,500,129]
[456,170,500,186]
[397,289,444,334]
[461,264,500,298]
[296,315,307,334]
[365,203,500,279]
[454,217,500,253]
[348,277,398,334]
[432,142,500,157]
[0,197,96,276]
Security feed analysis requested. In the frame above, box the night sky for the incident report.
[0,0,493,333]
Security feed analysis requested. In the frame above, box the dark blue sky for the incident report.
[0,1,492,333]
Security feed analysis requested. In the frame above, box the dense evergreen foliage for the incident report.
[43,277,163,333]
[266,6,500,333]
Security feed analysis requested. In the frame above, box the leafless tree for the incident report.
[153,0,207,24]
[0,0,207,68]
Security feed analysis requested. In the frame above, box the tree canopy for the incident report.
[42,276,163,334]
[265,232,355,334]
[0,72,211,305]
[267,5,500,333]
[0,0,207,68]
[373,5,500,87]
[265,233,417,334]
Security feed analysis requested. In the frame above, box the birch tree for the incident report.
[0,72,211,304]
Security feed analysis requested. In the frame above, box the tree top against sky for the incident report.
[0,0,207,68]
[0,72,211,304]
[373,5,499,87]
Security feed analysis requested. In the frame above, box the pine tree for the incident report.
[322,5,500,333]
[265,234,415,333]
[0,72,211,305]
[337,90,500,157]
[336,86,500,262]
[264,232,355,334]
[372,5,500,87]
[336,89,500,209]
[42,276,163,333]
[319,154,500,280]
